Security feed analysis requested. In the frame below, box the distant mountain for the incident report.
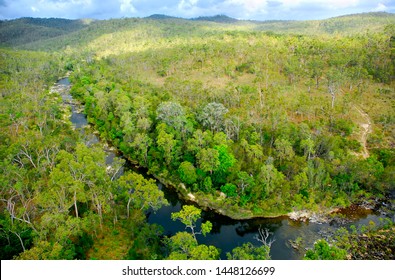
[191,15,239,23]
[1,12,394,50]
[254,12,395,34]
[146,14,181,20]
[333,11,394,19]
[0,17,89,47]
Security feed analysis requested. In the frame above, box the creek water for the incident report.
[56,77,394,260]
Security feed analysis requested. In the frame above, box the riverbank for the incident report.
[58,75,394,224]
[147,171,394,223]
[55,76,395,260]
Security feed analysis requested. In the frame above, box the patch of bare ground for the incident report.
[353,105,372,159]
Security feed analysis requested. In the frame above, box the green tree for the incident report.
[167,232,197,259]
[304,239,347,260]
[213,144,236,185]
[220,183,237,197]
[156,101,186,131]
[196,148,220,175]
[156,124,177,166]
[178,161,198,185]
[131,133,152,166]
[257,161,285,197]
[171,205,212,241]
[117,171,169,218]
[190,244,220,260]
[226,242,270,260]
[43,144,109,225]
[166,231,220,260]
[300,138,315,160]
[199,102,228,132]
[236,171,255,196]
[274,138,295,165]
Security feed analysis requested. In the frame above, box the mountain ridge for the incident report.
[1,12,394,49]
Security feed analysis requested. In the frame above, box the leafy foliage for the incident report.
[1,12,394,260]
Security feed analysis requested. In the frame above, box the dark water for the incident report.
[58,78,87,128]
[148,188,390,260]
[56,77,394,260]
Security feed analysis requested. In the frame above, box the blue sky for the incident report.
[0,0,394,21]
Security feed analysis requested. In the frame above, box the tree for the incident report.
[274,138,295,165]
[127,223,164,260]
[300,138,315,160]
[220,183,237,197]
[156,124,177,166]
[167,231,197,259]
[254,227,275,251]
[156,101,186,131]
[196,148,220,175]
[226,242,271,260]
[304,239,347,260]
[190,244,220,260]
[44,144,109,224]
[199,102,228,132]
[213,144,236,185]
[131,133,152,166]
[166,231,220,260]
[326,67,343,109]
[178,161,198,185]
[117,171,169,218]
[236,171,254,195]
[240,139,263,172]
[257,161,285,197]
[186,129,212,154]
[16,240,70,260]
[308,59,324,89]
[171,205,212,241]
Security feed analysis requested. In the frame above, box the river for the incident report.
[55,77,394,260]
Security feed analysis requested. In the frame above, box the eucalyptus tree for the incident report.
[156,101,186,132]
[171,205,212,241]
[198,102,228,133]
[117,171,169,218]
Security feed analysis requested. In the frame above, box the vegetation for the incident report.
[65,17,394,219]
[304,218,395,260]
[1,12,394,260]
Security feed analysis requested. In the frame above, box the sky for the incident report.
[0,0,394,21]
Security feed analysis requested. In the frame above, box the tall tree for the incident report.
[171,205,212,241]
[199,102,228,132]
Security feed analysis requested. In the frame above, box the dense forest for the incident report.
[1,12,394,260]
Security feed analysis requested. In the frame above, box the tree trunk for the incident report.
[127,197,132,219]
[74,190,79,219]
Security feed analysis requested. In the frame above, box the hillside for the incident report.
[0,17,92,47]
[0,11,394,261]
[192,15,239,23]
[254,12,395,34]
[1,12,394,51]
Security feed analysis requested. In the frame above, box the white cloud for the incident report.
[372,3,388,12]
[120,0,136,13]
[0,0,394,21]
[279,0,360,9]
[226,0,267,13]
[178,0,200,11]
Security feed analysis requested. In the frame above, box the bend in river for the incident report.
[55,77,395,260]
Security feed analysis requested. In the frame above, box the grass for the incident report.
[87,219,132,260]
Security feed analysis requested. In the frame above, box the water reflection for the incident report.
[57,77,394,260]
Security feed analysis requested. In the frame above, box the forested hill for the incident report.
[1,8,394,261]
[1,12,394,50]
[191,15,239,23]
[254,12,395,34]
[0,17,92,47]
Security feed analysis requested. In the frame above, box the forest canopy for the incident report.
[1,12,394,260]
